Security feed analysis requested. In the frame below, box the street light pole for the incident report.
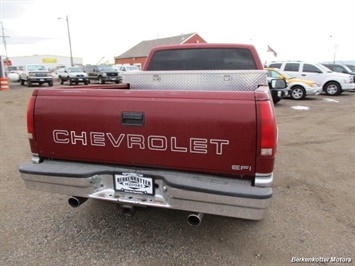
[58,15,73,66]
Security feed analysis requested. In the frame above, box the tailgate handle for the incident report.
[121,112,144,126]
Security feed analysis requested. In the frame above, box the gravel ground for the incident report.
[1,82,354,265]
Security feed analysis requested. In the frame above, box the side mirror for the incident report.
[271,79,287,89]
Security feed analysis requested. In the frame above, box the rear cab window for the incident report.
[147,48,257,70]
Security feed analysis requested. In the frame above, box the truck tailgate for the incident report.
[32,89,257,176]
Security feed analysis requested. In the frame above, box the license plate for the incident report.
[40,79,44,81]
[114,173,154,195]
[79,79,82,81]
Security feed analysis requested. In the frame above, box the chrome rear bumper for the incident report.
[19,160,272,220]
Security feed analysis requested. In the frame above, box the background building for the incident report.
[114,33,206,68]
[8,55,83,70]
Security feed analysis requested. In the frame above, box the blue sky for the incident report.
[1,0,354,65]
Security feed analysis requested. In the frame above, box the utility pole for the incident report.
[58,15,74,66]
[0,21,9,61]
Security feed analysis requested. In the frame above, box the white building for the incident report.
[9,55,83,71]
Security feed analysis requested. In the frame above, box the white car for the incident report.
[268,61,355,95]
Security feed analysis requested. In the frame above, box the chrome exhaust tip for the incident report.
[68,196,88,208]
[187,213,204,226]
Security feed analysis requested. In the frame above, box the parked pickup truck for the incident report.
[19,43,286,225]
[84,64,120,84]
[58,66,89,85]
[19,64,53,87]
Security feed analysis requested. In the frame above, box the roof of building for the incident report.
[115,33,199,59]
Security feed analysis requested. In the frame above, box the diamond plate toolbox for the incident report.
[122,70,267,92]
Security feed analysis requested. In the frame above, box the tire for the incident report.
[273,95,281,104]
[290,86,306,100]
[84,81,89,85]
[20,79,24,85]
[324,82,341,95]
[115,80,119,84]
[27,81,32,87]
[69,79,73,85]
[271,90,281,104]
[59,77,64,85]
[98,77,105,84]
[48,81,53,87]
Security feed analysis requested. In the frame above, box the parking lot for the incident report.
[0,81,354,265]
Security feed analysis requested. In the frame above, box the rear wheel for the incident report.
[59,77,64,85]
[27,81,32,87]
[324,82,341,95]
[20,79,24,85]
[48,81,53,87]
[69,79,73,85]
[84,80,89,85]
[291,86,306,100]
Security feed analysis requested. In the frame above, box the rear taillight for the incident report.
[259,100,277,157]
[27,96,36,140]
[26,92,39,154]
[255,87,277,174]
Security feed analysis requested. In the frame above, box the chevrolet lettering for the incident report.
[52,130,229,155]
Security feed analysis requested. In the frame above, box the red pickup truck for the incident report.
[19,43,286,225]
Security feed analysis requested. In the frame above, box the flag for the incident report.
[267,45,277,57]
